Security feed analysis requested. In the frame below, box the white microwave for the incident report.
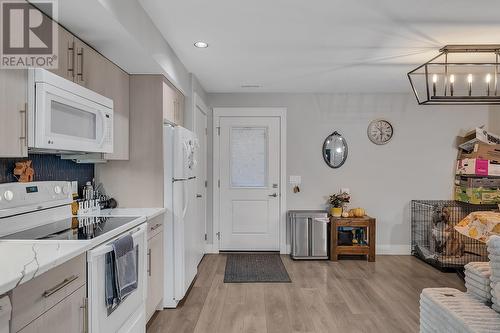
[28,69,113,154]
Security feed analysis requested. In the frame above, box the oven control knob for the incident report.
[54,186,62,194]
[4,190,14,201]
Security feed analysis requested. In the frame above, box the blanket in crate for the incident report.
[455,212,500,243]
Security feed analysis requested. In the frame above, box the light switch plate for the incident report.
[289,176,301,185]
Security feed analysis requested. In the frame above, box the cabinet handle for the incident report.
[150,223,162,231]
[77,47,84,82]
[80,297,88,333]
[19,104,27,155]
[42,275,78,298]
[67,41,75,79]
[147,249,152,276]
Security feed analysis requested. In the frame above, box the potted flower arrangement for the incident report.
[328,192,350,217]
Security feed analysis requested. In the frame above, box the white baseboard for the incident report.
[376,244,411,255]
[280,244,291,255]
[281,244,410,255]
[206,244,411,255]
[204,244,219,254]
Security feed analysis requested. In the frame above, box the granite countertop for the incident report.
[0,240,91,295]
[0,207,165,295]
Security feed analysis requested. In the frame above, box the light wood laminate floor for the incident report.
[147,254,465,333]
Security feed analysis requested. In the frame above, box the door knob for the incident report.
[196,194,203,198]
[268,193,278,197]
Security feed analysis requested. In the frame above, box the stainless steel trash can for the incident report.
[289,210,329,260]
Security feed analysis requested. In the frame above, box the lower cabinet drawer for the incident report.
[17,285,86,333]
[11,254,87,332]
[147,214,164,240]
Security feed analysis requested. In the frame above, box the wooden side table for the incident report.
[330,216,376,262]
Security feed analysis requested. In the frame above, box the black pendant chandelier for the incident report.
[408,45,500,105]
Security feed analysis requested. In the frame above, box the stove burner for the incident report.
[1,216,140,241]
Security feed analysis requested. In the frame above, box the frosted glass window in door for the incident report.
[230,127,267,187]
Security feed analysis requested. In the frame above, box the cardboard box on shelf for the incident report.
[458,142,500,161]
[455,185,500,205]
[457,176,500,188]
[457,127,500,151]
[456,158,500,177]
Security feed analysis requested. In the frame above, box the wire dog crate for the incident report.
[411,200,498,270]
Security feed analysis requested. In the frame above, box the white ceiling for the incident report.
[138,0,500,93]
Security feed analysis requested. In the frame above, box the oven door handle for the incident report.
[87,224,146,257]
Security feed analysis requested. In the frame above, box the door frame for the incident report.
[193,93,210,253]
[212,107,287,254]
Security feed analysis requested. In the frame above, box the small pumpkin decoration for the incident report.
[349,208,366,218]
[341,212,349,218]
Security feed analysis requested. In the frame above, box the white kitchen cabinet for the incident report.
[0,69,28,157]
[146,217,164,321]
[17,285,86,333]
[163,80,184,126]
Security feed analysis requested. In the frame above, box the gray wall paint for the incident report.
[208,93,490,254]
[184,74,209,131]
[490,107,500,134]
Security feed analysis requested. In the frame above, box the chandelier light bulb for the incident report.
[486,74,492,83]
[468,74,473,83]
[432,74,438,83]
[449,74,455,83]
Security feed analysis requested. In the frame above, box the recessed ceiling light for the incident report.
[194,41,208,48]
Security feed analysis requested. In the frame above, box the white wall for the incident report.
[208,93,490,254]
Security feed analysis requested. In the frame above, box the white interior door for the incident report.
[219,116,280,250]
[194,104,207,249]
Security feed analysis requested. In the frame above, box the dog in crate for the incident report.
[431,205,464,257]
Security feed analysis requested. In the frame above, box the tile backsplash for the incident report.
[0,154,94,193]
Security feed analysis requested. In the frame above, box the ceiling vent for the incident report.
[240,84,262,88]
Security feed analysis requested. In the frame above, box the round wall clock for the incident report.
[367,119,394,145]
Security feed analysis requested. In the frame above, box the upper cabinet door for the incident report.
[75,41,130,160]
[162,80,184,126]
[74,39,107,92]
[174,91,185,127]
[49,26,75,82]
[0,70,28,157]
[162,81,175,124]
[104,63,130,160]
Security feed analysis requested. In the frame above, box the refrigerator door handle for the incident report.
[173,176,196,182]
[182,181,189,219]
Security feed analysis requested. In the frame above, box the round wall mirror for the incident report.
[322,131,348,168]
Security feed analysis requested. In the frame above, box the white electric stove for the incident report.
[0,181,148,333]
